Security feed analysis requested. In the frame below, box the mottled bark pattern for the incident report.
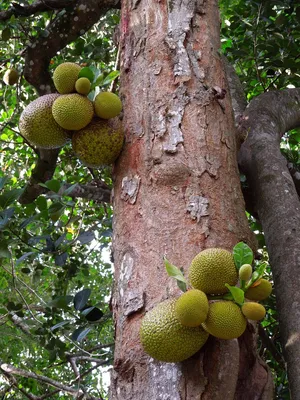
[111,0,272,398]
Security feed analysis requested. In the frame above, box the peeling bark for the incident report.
[111,0,272,398]
[238,88,300,398]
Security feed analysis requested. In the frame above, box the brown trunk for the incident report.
[110,0,273,398]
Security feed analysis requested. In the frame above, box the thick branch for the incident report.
[0,1,74,21]
[238,88,300,398]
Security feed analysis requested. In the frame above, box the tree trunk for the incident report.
[110,0,273,398]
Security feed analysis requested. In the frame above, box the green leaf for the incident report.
[62,183,78,196]
[50,320,71,332]
[233,242,253,269]
[78,67,94,82]
[1,28,11,41]
[0,189,24,208]
[0,240,11,258]
[225,284,245,305]
[36,196,48,211]
[39,180,61,193]
[102,70,120,86]
[164,257,187,283]
[48,295,74,309]
[74,289,91,311]
[71,326,92,342]
[0,176,8,191]
[16,251,36,266]
[0,207,15,230]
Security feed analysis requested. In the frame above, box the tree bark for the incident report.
[238,88,300,398]
[110,0,273,398]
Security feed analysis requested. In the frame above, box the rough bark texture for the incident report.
[111,0,272,398]
[239,88,300,398]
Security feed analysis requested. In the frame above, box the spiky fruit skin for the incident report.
[72,118,124,167]
[202,301,247,340]
[3,68,19,85]
[94,92,122,119]
[241,302,266,321]
[175,289,209,327]
[75,77,91,96]
[140,299,209,362]
[19,94,69,149]
[239,264,252,281]
[245,279,272,301]
[188,248,238,295]
[53,62,81,94]
[52,94,94,131]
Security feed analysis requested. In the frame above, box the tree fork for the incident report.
[110,0,272,398]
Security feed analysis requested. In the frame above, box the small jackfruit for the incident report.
[19,94,69,149]
[53,62,81,94]
[140,299,209,362]
[94,92,122,119]
[52,93,94,130]
[175,289,209,327]
[75,77,91,96]
[239,264,252,281]
[188,248,238,295]
[3,68,19,85]
[72,118,124,167]
[241,302,266,321]
[202,301,247,340]
[245,279,272,301]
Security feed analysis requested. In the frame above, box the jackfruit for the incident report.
[245,279,272,301]
[72,118,124,167]
[3,68,19,85]
[75,77,91,96]
[52,94,94,130]
[53,62,81,94]
[94,92,122,119]
[140,299,209,362]
[202,301,247,340]
[175,289,209,327]
[19,94,69,149]
[241,302,266,321]
[239,264,252,281]
[188,248,238,295]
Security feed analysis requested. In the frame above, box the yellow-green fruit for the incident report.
[52,94,94,130]
[175,289,209,327]
[245,279,272,301]
[202,301,247,340]
[3,68,19,85]
[94,91,122,119]
[241,302,266,321]
[72,118,124,167]
[75,77,91,96]
[19,94,69,149]
[53,62,81,94]
[140,299,209,362]
[239,264,252,281]
[188,248,238,295]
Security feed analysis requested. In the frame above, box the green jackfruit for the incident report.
[75,77,91,96]
[245,279,272,301]
[239,264,252,281]
[175,289,209,327]
[72,118,124,167]
[140,299,209,362]
[202,301,247,340]
[3,68,19,85]
[94,91,122,119]
[19,94,69,149]
[52,93,94,131]
[241,302,266,321]
[53,62,81,94]
[188,248,238,295]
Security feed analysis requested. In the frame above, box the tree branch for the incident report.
[0,1,76,21]
[238,87,300,398]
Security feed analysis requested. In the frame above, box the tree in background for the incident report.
[0,0,299,399]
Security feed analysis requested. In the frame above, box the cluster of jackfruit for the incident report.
[140,247,272,363]
[19,62,124,167]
